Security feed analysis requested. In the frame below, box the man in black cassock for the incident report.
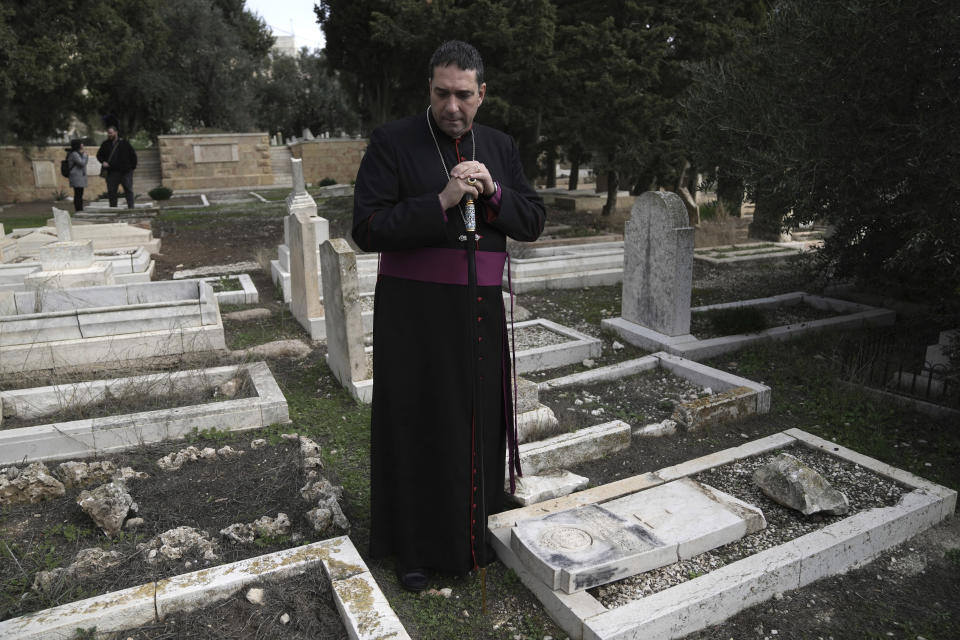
[352,40,546,592]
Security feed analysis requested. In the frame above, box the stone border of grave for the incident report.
[201,273,259,305]
[512,318,603,374]
[0,535,410,640]
[692,241,820,266]
[172,261,260,280]
[0,247,154,292]
[603,292,896,361]
[506,241,625,293]
[0,362,289,465]
[539,351,770,429]
[488,428,956,640]
[0,280,225,374]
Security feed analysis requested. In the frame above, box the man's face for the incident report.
[107,127,118,141]
[429,64,485,138]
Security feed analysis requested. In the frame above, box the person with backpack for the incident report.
[96,125,138,208]
[65,139,88,212]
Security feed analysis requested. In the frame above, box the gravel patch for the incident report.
[510,325,573,351]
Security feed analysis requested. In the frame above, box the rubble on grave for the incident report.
[216,376,243,398]
[77,480,138,536]
[32,547,125,592]
[138,526,219,564]
[157,445,245,471]
[220,513,292,544]
[0,462,66,504]
[753,452,850,516]
[301,476,349,534]
[57,461,117,488]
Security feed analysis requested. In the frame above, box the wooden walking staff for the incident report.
[462,185,489,614]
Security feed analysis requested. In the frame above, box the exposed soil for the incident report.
[110,571,348,640]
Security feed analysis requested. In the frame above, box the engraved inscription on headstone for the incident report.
[193,143,239,163]
[511,478,765,593]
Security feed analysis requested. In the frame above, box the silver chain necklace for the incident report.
[426,106,475,228]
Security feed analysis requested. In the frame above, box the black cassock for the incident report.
[352,110,545,575]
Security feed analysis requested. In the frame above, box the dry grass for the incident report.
[694,201,741,248]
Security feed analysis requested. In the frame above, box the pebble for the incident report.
[612,341,624,350]
[246,587,265,605]
[280,612,291,625]
[250,439,267,449]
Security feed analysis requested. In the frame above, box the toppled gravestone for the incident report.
[32,547,125,592]
[753,452,850,516]
[220,513,292,544]
[77,480,138,536]
[0,462,66,504]
[301,477,349,535]
[138,526,219,564]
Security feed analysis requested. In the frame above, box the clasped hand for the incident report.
[438,161,495,211]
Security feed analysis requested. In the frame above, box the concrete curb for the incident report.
[0,537,410,640]
[512,318,603,374]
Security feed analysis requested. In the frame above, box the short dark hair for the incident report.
[429,40,484,86]
[70,139,82,151]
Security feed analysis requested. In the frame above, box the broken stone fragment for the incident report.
[138,526,219,563]
[114,467,149,482]
[753,452,850,516]
[216,445,243,459]
[250,438,267,449]
[246,587,265,605]
[32,547,125,592]
[299,436,321,459]
[220,513,291,544]
[217,377,242,398]
[156,446,203,471]
[200,447,217,459]
[301,477,349,534]
[57,461,117,488]
[0,462,65,504]
[77,480,137,536]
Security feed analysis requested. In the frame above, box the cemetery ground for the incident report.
[1,192,959,639]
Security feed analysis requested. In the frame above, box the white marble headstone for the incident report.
[286,158,317,217]
[288,212,323,329]
[52,207,73,241]
[621,191,695,336]
[511,477,765,593]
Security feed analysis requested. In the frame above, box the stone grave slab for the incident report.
[511,478,764,593]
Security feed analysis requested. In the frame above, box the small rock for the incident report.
[612,341,624,350]
[281,433,300,442]
[424,588,452,598]
[216,377,241,398]
[234,339,311,359]
[280,612,291,625]
[216,446,243,459]
[157,446,202,471]
[582,358,596,368]
[250,439,267,449]
[57,461,117,488]
[125,517,145,530]
[200,447,217,459]
[0,462,66,504]
[139,527,218,563]
[77,480,136,536]
[299,437,322,459]
[246,587,265,605]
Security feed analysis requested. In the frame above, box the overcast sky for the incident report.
[244,0,325,51]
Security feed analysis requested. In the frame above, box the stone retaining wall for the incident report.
[0,146,77,203]
[158,133,273,191]
[289,138,366,185]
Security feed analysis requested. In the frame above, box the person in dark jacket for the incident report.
[96,126,138,208]
[67,139,88,212]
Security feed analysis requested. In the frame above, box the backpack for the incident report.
[60,153,70,178]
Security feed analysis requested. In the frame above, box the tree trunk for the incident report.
[544,145,557,188]
[568,153,580,191]
[676,160,699,226]
[717,168,744,217]
[601,169,618,217]
[748,188,789,241]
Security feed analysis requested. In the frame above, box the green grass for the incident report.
[0,215,48,231]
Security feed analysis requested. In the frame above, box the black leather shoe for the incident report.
[397,568,429,592]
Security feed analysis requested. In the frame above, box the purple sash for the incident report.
[378,248,506,287]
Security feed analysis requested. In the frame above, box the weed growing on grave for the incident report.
[45,523,92,544]
[188,426,233,443]
[945,548,960,566]
[72,628,97,639]
[252,533,291,548]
